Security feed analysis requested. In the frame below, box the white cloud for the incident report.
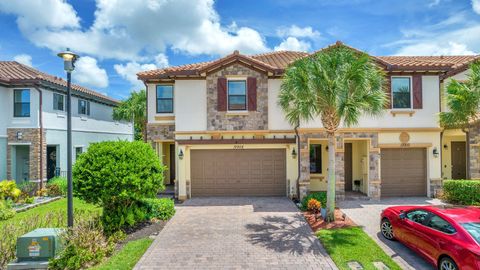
[73,56,109,88]
[473,0,480,14]
[114,53,168,89]
[0,0,269,61]
[274,37,311,52]
[276,25,320,39]
[396,41,475,56]
[13,54,32,66]
[428,0,441,8]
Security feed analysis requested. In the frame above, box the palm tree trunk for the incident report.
[326,132,336,222]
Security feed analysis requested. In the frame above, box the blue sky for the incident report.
[0,0,479,100]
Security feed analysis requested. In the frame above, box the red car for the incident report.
[381,205,480,270]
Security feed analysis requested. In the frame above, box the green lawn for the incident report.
[91,238,153,270]
[317,227,401,270]
[2,198,100,225]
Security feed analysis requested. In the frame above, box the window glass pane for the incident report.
[461,222,480,244]
[79,100,87,114]
[75,147,83,159]
[54,93,64,111]
[228,81,246,95]
[14,89,30,102]
[310,144,322,173]
[14,103,30,117]
[157,85,173,98]
[157,99,173,113]
[427,215,456,234]
[392,77,411,109]
[406,210,430,224]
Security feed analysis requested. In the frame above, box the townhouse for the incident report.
[137,42,479,201]
[0,61,133,186]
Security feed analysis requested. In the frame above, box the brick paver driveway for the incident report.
[339,197,444,270]
[135,197,337,270]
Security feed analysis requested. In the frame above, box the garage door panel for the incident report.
[381,148,427,197]
[191,149,286,197]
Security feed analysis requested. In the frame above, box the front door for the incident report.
[47,146,57,180]
[169,144,175,183]
[451,141,466,179]
[344,143,353,191]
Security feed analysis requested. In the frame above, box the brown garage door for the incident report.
[381,148,427,197]
[190,149,286,197]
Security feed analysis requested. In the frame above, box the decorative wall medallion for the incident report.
[399,132,410,146]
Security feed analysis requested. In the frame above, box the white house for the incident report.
[0,61,133,186]
[137,42,479,201]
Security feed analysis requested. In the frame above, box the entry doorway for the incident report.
[11,145,29,184]
[169,144,176,183]
[47,146,57,180]
[451,141,466,179]
[344,143,353,192]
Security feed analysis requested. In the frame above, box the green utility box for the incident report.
[7,228,64,270]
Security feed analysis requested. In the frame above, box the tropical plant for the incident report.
[47,177,67,196]
[0,180,21,201]
[279,44,387,221]
[113,89,147,141]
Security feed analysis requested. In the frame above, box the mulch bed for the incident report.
[115,220,167,250]
[303,208,356,232]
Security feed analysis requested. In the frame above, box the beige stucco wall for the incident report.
[268,79,292,130]
[176,142,298,199]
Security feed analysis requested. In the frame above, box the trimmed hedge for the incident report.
[301,191,327,211]
[443,180,480,205]
[141,198,175,221]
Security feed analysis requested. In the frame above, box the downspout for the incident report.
[34,85,44,189]
[143,82,149,143]
[294,123,300,201]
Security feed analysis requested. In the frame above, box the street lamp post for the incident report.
[57,48,79,227]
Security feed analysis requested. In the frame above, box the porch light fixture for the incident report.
[325,145,329,151]
[57,48,79,228]
[433,147,439,158]
[16,131,23,140]
[178,149,184,160]
[443,144,448,149]
[291,148,297,159]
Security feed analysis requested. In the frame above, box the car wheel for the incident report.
[438,257,458,270]
[381,218,395,240]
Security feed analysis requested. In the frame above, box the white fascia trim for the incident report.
[8,142,32,145]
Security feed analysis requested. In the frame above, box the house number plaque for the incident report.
[233,145,244,149]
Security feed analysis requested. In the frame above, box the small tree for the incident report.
[113,90,147,141]
[279,45,386,221]
[73,141,164,233]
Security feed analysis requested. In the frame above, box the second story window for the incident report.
[53,93,65,111]
[14,89,30,117]
[156,85,173,113]
[227,80,246,111]
[78,99,90,115]
[392,77,412,109]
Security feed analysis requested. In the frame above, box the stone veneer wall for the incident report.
[206,63,268,130]
[146,124,175,143]
[299,131,380,200]
[468,121,480,179]
[7,128,46,183]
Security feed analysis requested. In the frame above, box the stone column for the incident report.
[298,135,310,200]
[468,123,480,179]
[335,151,345,199]
[368,151,381,199]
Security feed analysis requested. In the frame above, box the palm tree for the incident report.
[113,89,147,141]
[279,45,387,221]
[439,61,480,179]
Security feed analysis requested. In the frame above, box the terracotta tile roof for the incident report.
[137,42,479,81]
[378,55,480,70]
[0,61,118,104]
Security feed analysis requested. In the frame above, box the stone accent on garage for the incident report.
[146,124,175,143]
[206,63,268,130]
[299,131,380,200]
[7,128,46,183]
[468,121,480,179]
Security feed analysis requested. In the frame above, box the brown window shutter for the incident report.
[247,77,257,111]
[217,77,227,111]
[385,76,392,109]
[412,75,423,109]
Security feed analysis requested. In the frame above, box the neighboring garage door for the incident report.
[381,148,427,197]
[190,149,286,197]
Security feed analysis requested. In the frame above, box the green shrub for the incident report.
[73,141,165,233]
[49,217,115,270]
[301,191,328,211]
[18,182,37,197]
[24,197,34,204]
[0,180,21,201]
[141,198,175,220]
[47,177,67,196]
[0,201,15,221]
[443,180,480,205]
